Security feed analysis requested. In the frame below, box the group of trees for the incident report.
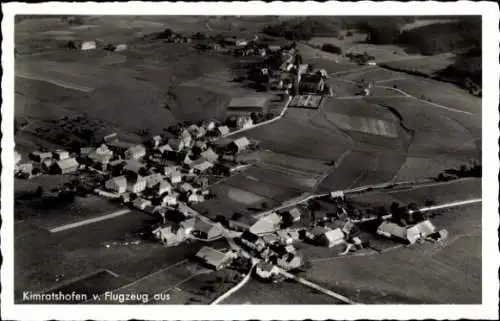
[321,43,342,55]
[262,18,341,41]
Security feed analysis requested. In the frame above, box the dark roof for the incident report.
[301,74,323,84]
[241,230,259,242]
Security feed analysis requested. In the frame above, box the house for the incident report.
[195,246,234,270]
[190,159,214,174]
[228,137,251,154]
[169,171,183,184]
[267,44,281,52]
[236,116,254,129]
[180,217,196,234]
[167,138,184,152]
[163,166,179,177]
[151,135,162,148]
[114,44,127,52]
[216,126,230,136]
[249,212,282,235]
[240,230,266,251]
[315,228,345,248]
[42,159,55,172]
[15,163,33,176]
[125,145,146,160]
[162,194,178,206]
[52,158,79,174]
[188,193,205,204]
[179,182,195,194]
[377,221,408,243]
[127,175,147,193]
[15,150,22,165]
[30,151,53,163]
[156,180,173,195]
[200,148,219,163]
[276,230,295,245]
[202,120,216,132]
[281,207,302,223]
[276,252,303,271]
[330,190,345,201]
[192,220,221,240]
[226,96,269,117]
[81,41,96,51]
[79,147,94,156]
[88,150,113,169]
[262,233,280,245]
[255,262,280,280]
[157,144,173,155]
[188,124,206,138]
[152,225,186,247]
[53,149,70,161]
[406,220,437,244]
[299,74,325,94]
[181,130,193,148]
[146,173,164,189]
[133,198,152,210]
[105,176,127,194]
[123,159,143,175]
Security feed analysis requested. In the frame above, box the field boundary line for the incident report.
[109,259,189,293]
[48,209,131,233]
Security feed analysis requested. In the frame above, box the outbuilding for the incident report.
[52,158,79,174]
[125,145,146,160]
[195,246,234,270]
[105,176,127,194]
[228,137,251,154]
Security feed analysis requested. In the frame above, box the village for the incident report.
[14,29,450,286]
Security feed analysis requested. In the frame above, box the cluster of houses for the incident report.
[15,117,260,229]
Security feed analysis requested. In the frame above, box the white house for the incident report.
[133,197,152,210]
[156,180,173,195]
[127,175,147,193]
[217,126,230,136]
[105,176,127,194]
[81,41,96,51]
[53,149,70,161]
[125,145,146,160]
[162,194,178,206]
[53,158,79,174]
[169,171,183,184]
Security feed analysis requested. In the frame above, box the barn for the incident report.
[226,96,270,117]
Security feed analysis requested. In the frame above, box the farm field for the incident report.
[382,53,457,76]
[223,278,344,304]
[388,178,481,205]
[14,201,227,302]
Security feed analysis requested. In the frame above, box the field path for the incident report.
[49,209,131,233]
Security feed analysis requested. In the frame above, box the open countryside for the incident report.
[14,15,483,306]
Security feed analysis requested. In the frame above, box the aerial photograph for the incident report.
[13,15,482,305]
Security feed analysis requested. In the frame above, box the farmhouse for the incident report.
[192,220,221,240]
[152,225,186,247]
[52,158,79,174]
[114,44,127,52]
[200,148,219,163]
[167,138,185,152]
[190,159,214,174]
[250,212,282,235]
[228,137,251,154]
[377,221,408,243]
[105,176,127,194]
[15,151,22,165]
[406,220,437,244]
[281,207,302,223]
[156,180,173,195]
[255,262,280,280]
[236,116,254,129]
[125,145,146,160]
[226,96,269,117]
[16,163,33,176]
[127,174,147,193]
[299,74,325,94]
[195,246,235,270]
[162,194,178,206]
[30,151,53,163]
[133,198,152,210]
[53,149,70,161]
[169,171,183,184]
[240,230,266,251]
[81,41,97,51]
[276,252,303,271]
[216,126,230,136]
[188,193,205,204]
[315,228,346,248]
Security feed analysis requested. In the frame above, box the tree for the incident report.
[231,212,243,221]
[35,186,44,197]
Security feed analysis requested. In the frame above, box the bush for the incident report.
[321,43,342,55]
